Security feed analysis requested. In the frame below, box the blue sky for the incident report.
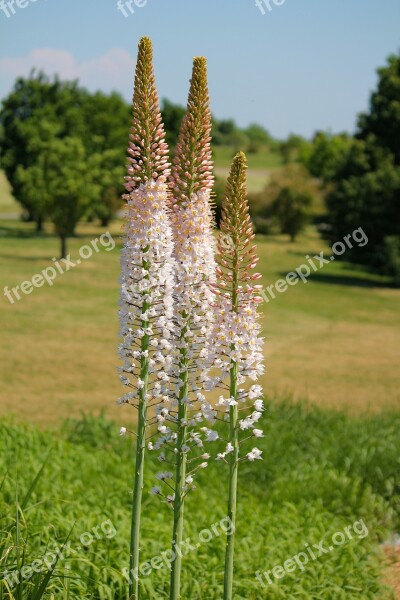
[0,0,399,138]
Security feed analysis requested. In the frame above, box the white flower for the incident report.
[155,472,173,481]
[199,462,208,469]
[253,429,264,438]
[254,399,264,411]
[247,447,263,461]
[225,443,234,454]
[150,486,161,495]
[201,428,219,442]
[185,475,194,485]
[119,427,127,436]
[250,411,262,423]
[239,418,253,431]
[248,385,263,400]
[201,453,210,460]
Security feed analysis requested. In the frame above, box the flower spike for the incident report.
[204,152,264,600]
[171,56,214,202]
[118,36,175,600]
[125,36,170,191]
[150,56,216,600]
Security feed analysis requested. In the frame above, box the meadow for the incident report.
[1,404,399,599]
[1,167,400,598]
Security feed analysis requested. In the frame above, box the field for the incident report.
[0,183,399,423]
[1,168,400,598]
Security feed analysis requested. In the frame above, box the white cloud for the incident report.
[0,48,135,100]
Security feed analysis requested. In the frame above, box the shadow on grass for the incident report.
[276,271,392,289]
[0,223,50,239]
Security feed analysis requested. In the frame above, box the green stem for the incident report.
[170,350,189,600]
[223,251,239,600]
[129,261,150,600]
[223,364,238,600]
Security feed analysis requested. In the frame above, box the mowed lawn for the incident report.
[1,197,399,424]
[213,145,282,192]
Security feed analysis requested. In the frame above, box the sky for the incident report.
[0,0,399,139]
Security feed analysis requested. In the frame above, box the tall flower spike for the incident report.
[170,56,214,201]
[149,57,216,600]
[205,152,264,600]
[125,37,170,191]
[118,36,175,600]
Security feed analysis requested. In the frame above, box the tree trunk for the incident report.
[60,236,67,260]
[36,216,43,232]
[101,216,110,227]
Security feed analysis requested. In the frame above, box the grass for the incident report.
[0,172,18,216]
[213,146,283,170]
[0,217,399,424]
[214,145,283,193]
[1,404,399,598]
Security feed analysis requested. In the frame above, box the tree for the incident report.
[280,133,310,164]
[211,117,248,147]
[326,142,400,270]
[273,188,312,242]
[304,131,354,183]
[0,73,129,230]
[251,164,316,240]
[160,98,185,147]
[358,52,400,165]
[0,73,84,228]
[89,149,124,226]
[244,123,272,153]
[312,53,400,280]
[16,137,98,258]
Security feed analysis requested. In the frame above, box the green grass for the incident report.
[0,172,18,215]
[213,146,282,170]
[1,404,398,598]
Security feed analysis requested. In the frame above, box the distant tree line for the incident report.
[238,52,400,284]
[1,52,399,280]
[0,71,279,257]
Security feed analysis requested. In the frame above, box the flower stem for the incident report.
[224,242,239,600]
[223,365,239,600]
[170,352,189,600]
[129,276,150,600]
